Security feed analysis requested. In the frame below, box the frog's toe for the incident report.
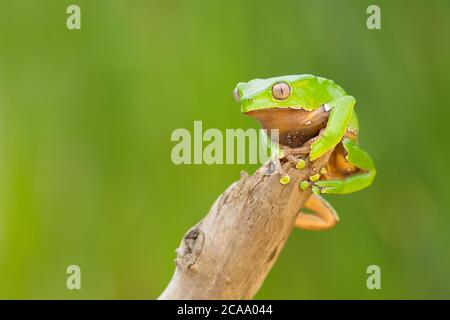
[299,180,310,190]
[279,174,291,185]
[311,185,321,195]
[315,180,341,194]
[295,159,306,170]
[300,175,328,194]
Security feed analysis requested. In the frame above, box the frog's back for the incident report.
[237,74,351,112]
[256,74,348,109]
[280,74,359,133]
[293,74,347,106]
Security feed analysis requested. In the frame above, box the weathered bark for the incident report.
[159,154,329,300]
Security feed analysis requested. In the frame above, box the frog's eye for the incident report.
[272,82,291,100]
[233,88,241,103]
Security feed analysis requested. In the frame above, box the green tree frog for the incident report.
[233,74,376,231]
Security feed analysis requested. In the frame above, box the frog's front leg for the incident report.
[295,194,339,230]
[310,95,356,161]
[315,138,376,194]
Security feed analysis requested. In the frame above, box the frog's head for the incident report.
[233,74,320,113]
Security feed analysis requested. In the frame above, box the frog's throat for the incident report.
[245,106,330,148]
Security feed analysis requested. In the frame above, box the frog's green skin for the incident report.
[235,74,359,160]
[234,74,376,231]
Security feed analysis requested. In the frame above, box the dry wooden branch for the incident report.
[159,153,330,300]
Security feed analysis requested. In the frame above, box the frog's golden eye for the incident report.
[272,82,291,100]
[233,88,241,103]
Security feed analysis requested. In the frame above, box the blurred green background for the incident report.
[0,0,449,299]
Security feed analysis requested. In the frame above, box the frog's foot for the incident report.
[315,138,376,194]
[276,141,327,186]
[298,168,327,195]
[278,145,313,185]
[295,194,339,231]
[279,145,309,173]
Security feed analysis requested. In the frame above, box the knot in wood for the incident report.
[177,227,205,269]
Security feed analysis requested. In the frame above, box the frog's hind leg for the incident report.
[316,138,376,194]
[295,194,339,231]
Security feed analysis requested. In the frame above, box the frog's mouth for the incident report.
[246,106,330,148]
